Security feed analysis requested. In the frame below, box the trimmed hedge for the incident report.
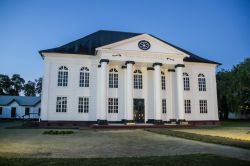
[43,130,74,135]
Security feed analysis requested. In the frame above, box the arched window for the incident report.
[161,71,166,90]
[79,67,89,87]
[134,69,142,89]
[198,73,206,91]
[109,68,118,88]
[58,66,68,87]
[183,73,190,91]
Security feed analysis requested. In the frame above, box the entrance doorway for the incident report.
[11,107,16,118]
[133,99,145,123]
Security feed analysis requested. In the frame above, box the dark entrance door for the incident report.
[133,99,145,123]
[11,107,16,118]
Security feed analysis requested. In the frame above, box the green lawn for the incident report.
[0,154,250,166]
[146,120,250,149]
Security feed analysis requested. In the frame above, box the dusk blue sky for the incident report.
[0,0,249,81]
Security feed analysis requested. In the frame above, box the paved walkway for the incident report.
[0,127,250,160]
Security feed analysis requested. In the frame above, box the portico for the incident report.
[97,56,186,124]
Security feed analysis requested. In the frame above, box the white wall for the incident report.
[41,48,219,122]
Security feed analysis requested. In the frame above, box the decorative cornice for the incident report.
[99,59,109,64]
[152,62,163,67]
[125,61,135,65]
[175,64,185,68]
[121,66,127,69]
[147,67,154,71]
[168,69,175,72]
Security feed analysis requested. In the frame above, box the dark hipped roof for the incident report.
[39,30,220,65]
[0,96,41,106]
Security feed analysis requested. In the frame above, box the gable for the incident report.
[99,34,183,55]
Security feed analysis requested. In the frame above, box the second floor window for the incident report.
[161,71,166,90]
[183,73,190,91]
[58,66,68,87]
[198,73,206,91]
[134,69,143,89]
[109,68,118,88]
[79,67,89,87]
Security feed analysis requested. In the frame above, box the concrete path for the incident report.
[0,128,250,161]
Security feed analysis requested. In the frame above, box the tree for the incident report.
[35,77,42,96]
[24,81,36,96]
[10,74,25,96]
[0,74,12,95]
[217,58,250,119]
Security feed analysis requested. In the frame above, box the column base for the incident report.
[177,119,188,125]
[97,119,108,125]
[169,119,177,124]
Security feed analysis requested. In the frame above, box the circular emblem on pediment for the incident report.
[138,40,150,50]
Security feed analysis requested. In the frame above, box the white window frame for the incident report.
[184,99,191,113]
[183,73,190,91]
[56,96,67,112]
[198,73,206,91]
[58,66,68,87]
[134,69,143,89]
[199,100,208,113]
[109,68,118,88]
[108,98,118,113]
[79,67,90,87]
[162,99,166,113]
[78,97,89,113]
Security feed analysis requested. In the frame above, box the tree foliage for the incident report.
[217,58,250,119]
[0,74,42,96]
[24,81,36,96]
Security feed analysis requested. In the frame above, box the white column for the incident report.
[175,64,185,121]
[153,63,162,121]
[125,61,134,121]
[99,59,109,121]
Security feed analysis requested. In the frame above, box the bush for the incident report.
[43,130,74,135]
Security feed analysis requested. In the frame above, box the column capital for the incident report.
[168,69,175,72]
[100,59,109,64]
[175,64,185,68]
[152,62,162,67]
[125,61,135,65]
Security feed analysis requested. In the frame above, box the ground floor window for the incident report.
[78,97,89,113]
[108,98,118,113]
[38,108,41,116]
[25,107,30,115]
[162,99,166,113]
[199,100,208,113]
[184,100,191,113]
[56,97,67,112]
[0,107,2,115]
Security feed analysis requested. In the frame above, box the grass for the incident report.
[146,128,250,150]
[220,120,250,127]
[0,154,250,166]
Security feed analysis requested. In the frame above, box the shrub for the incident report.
[43,130,74,135]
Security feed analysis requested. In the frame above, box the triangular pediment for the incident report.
[97,34,189,57]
